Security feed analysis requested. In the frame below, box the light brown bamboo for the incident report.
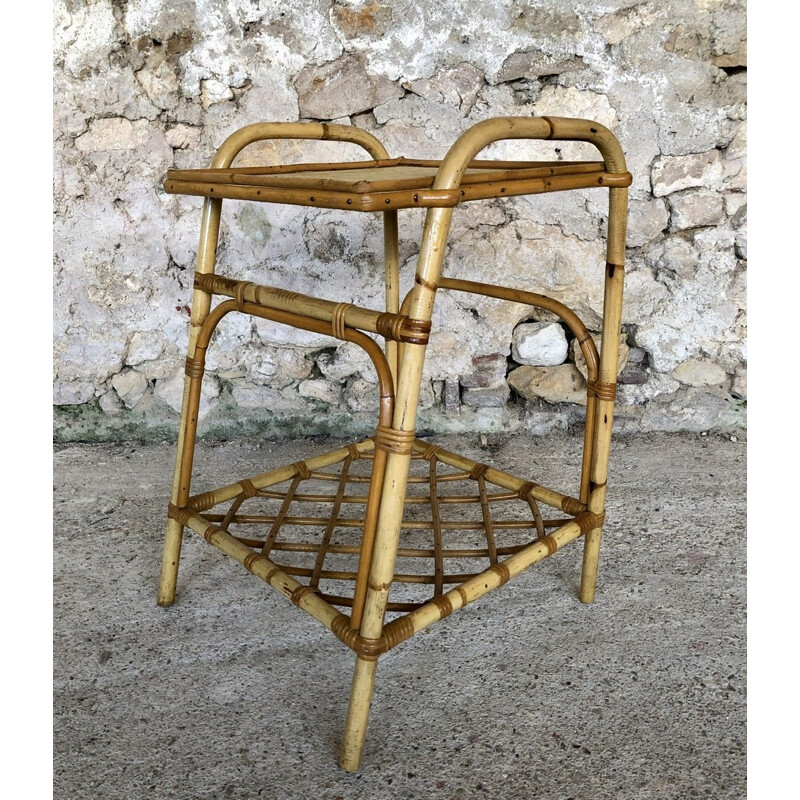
[164,169,630,212]
[194,272,429,345]
[340,116,626,770]
[390,514,593,640]
[158,196,221,607]
[580,186,628,604]
[178,508,345,631]
[159,121,391,608]
[411,439,584,514]
[436,276,600,502]
[384,210,400,384]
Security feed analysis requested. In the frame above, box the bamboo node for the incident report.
[239,478,258,498]
[382,616,414,651]
[184,356,205,379]
[469,463,489,480]
[187,491,216,512]
[243,552,267,572]
[455,586,469,608]
[203,525,224,544]
[431,595,454,619]
[167,503,192,526]
[291,585,319,606]
[422,442,440,461]
[331,302,352,340]
[373,425,415,455]
[489,562,511,586]
[517,481,539,499]
[587,380,617,402]
[414,274,438,291]
[561,496,586,515]
[292,461,311,480]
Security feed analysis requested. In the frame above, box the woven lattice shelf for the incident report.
[184,438,582,615]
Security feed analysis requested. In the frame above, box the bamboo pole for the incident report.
[580,186,628,604]
[339,203,456,772]
[158,196,221,607]
[384,210,400,384]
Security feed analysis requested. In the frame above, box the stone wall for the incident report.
[54,0,746,441]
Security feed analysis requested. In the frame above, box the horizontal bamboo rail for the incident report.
[193,273,430,345]
[165,168,630,212]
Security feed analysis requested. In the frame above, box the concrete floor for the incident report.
[54,432,745,800]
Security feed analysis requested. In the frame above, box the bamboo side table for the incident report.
[157,117,630,771]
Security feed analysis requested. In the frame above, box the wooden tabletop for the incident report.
[165,157,632,212]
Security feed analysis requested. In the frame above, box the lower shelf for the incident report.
[170,437,601,658]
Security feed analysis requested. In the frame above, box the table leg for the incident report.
[158,198,222,606]
[581,187,628,604]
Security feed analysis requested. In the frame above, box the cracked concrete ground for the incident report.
[54,432,745,799]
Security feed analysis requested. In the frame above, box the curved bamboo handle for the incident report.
[432,116,627,192]
[210,121,390,169]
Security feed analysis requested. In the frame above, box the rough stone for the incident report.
[295,56,403,119]
[406,63,484,114]
[627,347,647,364]
[507,365,587,406]
[461,384,510,408]
[74,118,149,151]
[495,51,582,84]
[111,369,149,410]
[298,378,341,406]
[443,379,461,415]
[136,55,179,110]
[459,353,508,389]
[617,373,681,407]
[731,366,747,400]
[54,381,95,406]
[571,333,630,380]
[316,344,375,383]
[626,197,669,248]
[672,359,728,388]
[165,124,201,150]
[330,1,393,40]
[344,376,380,413]
[155,368,219,419]
[200,79,234,109]
[511,323,568,366]
[652,150,724,197]
[618,365,649,386]
[231,383,304,412]
[669,190,725,231]
[98,390,124,415]
[642,388,745,432]
[52,0,747,439]
[126,331,165,366]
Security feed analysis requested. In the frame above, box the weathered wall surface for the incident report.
[53,0,746,441]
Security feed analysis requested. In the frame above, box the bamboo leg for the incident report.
[580,187,628,604]
[340,206,453,772]
[384,210,400,384]
[157,197,222,607]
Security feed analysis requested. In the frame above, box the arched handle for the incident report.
[210,121,390,169]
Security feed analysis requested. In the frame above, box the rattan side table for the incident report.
[157,116,631,771]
